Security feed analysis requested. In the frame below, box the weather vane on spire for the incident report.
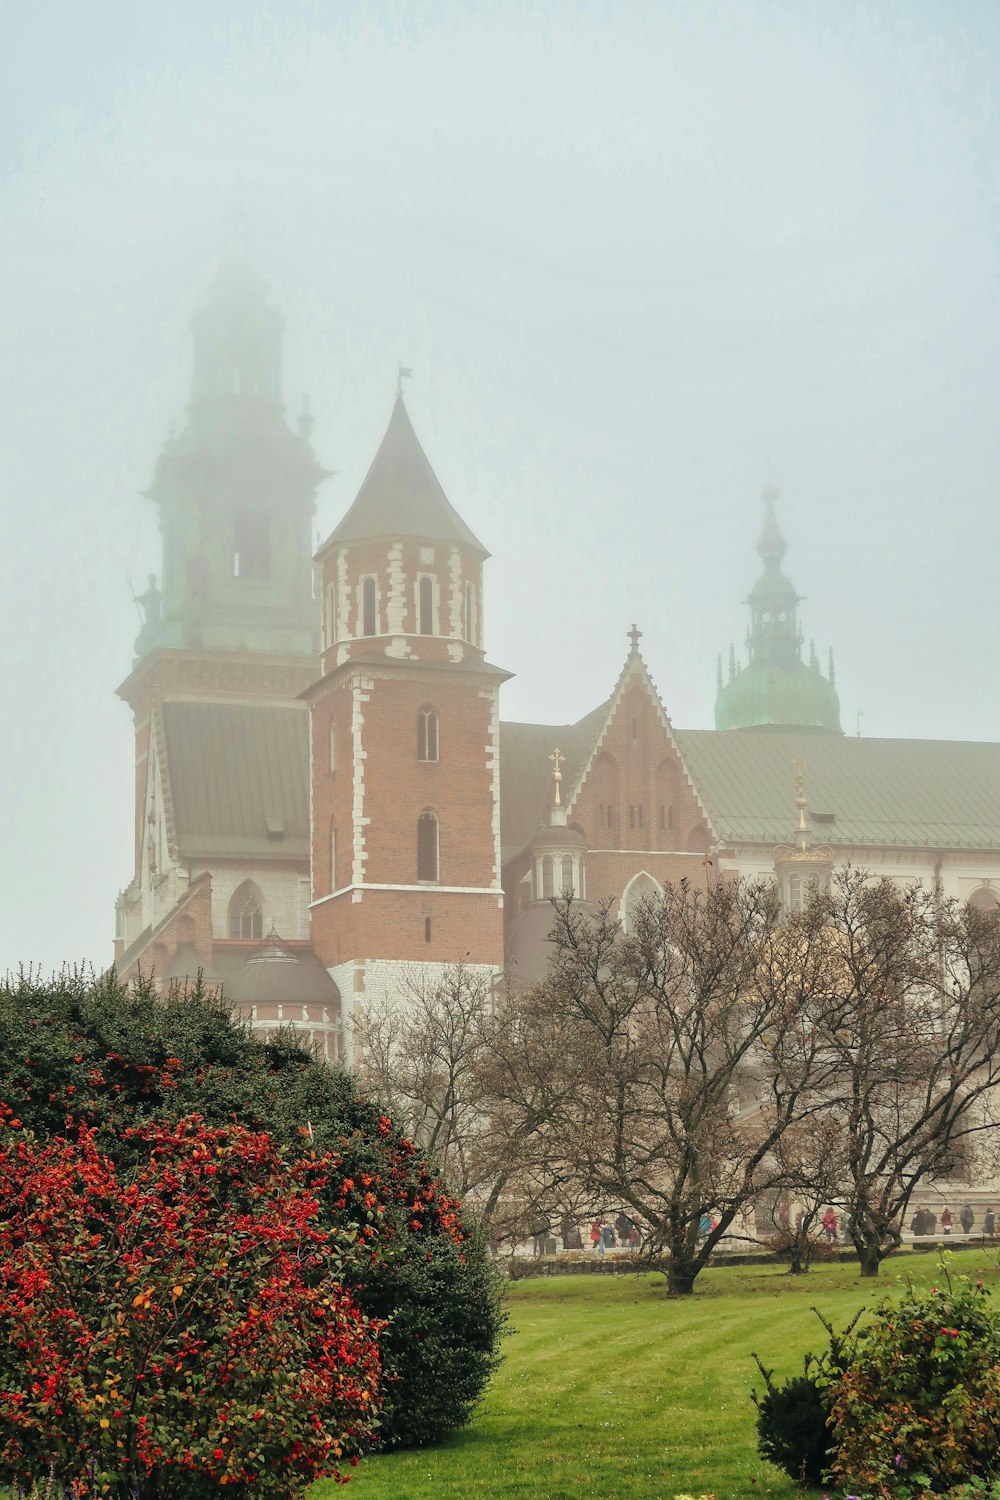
[396,363,413,398]
[794,757,809,843]
[549,747,565,806]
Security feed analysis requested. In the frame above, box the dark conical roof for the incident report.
[322,395,487,556]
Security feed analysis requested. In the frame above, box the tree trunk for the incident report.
[858,1243,882,1277]
[667,1261,698,1296]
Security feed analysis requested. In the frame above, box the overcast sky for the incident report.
[2,0,998,973]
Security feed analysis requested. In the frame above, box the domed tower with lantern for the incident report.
[715,489,841,734]
[306,389,510,1058]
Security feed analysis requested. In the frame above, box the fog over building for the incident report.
[114,268,1000,1061]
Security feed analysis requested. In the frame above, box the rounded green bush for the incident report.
[0,969,504,1449]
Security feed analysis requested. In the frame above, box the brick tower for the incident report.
[307,393,508,1056]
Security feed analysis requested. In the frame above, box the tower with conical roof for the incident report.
[306,394,510,1056]
[714,490,842,733]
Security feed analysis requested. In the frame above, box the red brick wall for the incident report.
[571,679,709,854]
[312,888,502,967]
[319,538,484,673]
[310,662,503,971]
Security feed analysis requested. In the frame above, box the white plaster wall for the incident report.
[202,863,311,940]
[717,847,1000,897]
[328,956,501,1069]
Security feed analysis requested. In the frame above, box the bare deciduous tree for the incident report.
[802,870,1000,1277]
[495,881,837,1294]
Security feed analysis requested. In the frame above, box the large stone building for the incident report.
[114,266,1000,1063]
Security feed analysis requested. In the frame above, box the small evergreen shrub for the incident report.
[827,1263,1000,1497]
[751,1307,862,1487]
[753,1371,830,1486]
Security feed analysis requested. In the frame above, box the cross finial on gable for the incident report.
[627,623,642,652]
[549,746,565,806]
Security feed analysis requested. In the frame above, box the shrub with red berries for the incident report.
[0,1111,382,1499]
[0,969,503,1451]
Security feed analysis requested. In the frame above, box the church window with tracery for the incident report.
[228,882,263,940]
[621,871,662,933]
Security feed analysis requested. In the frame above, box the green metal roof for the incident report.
[715,664,842,732]
[162,701,310,860]
[674,729,1000,851]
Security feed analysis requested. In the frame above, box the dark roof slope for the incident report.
[162,701,309,860]
[499,699,609,863]
[321,395,487,555]
[222,939,341,1008]
[675,729,1000,851]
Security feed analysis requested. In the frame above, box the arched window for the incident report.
[968,887,1000,913]
[330,818,338,893]
[362,577,377,637]
[325,582,337,647]
[621,871,663,933]
[686,823,710,854]
[465,581,477,644]
[787,874,803,912]
[417,706,439,762]
[329,717,336,773]
[417,811,439,882]
[542,855,555,899]
[228,882,263,940]
[561,854,574,895]
[418,576,434,635]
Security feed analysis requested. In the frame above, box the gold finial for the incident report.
[794,757,808,844]
[549,746,565,806]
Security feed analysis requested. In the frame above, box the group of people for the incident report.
[910,1203,997,1237]
[590,1213,641,1254]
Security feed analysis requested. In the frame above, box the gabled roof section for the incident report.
[562,644,713,833]
[675,729,1000,851]
[320,395,487,556]
[499,699,609,864]
[161,701,309,860]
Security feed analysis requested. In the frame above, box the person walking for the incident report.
[590,1219,601,1254]
[985,1207,997,1238]
[941,1205,953,1235]
[821,1207,837,1242]
[960,1203,975,1235]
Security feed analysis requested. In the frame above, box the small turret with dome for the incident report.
[715,489,841,733]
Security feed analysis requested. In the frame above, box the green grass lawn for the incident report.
[318,1247,1000,1500]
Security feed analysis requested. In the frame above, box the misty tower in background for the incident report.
[114,261,342,1057]
[714,488,841,733]
[306,393,510,1060]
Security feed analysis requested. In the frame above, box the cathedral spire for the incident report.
[714,490,842,733]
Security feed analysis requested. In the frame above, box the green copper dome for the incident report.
[715,490,842,734]
[716,662,842,732]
